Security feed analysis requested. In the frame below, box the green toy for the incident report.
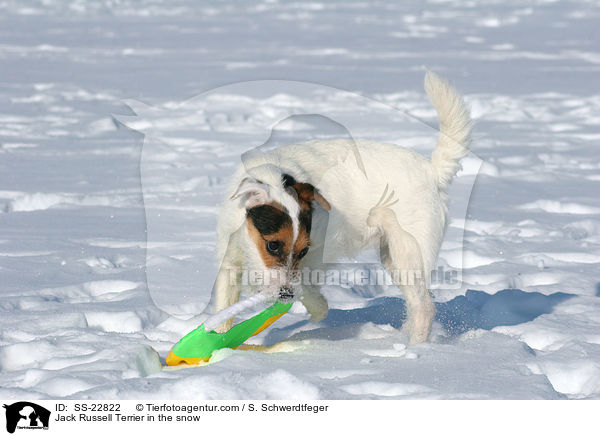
[166,297,293,366]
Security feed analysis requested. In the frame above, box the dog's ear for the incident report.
[290,182,331,211]
[313,190,331,211]
[230,177,270,209]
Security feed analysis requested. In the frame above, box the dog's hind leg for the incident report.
[367,188,435,344]
[379,234,435,344]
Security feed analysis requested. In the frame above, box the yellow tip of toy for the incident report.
[165,350,209,367]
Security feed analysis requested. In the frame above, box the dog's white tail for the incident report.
[424,71,472,189]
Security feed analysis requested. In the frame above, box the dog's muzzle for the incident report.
[278,287,294,301]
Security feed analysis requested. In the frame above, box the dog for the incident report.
[211,71,471,344]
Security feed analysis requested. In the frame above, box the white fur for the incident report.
[212,71,471,343]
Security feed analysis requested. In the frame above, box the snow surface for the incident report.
[1,0,599,400]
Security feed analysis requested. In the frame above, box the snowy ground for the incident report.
[1,0,599,400]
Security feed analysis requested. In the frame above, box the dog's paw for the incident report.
[308,306,329,323]
[216,318,234,333]
[300,290,329,323]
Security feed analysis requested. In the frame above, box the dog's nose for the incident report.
[279,287,294,301]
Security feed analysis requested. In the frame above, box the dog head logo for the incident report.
[3,402,50,434]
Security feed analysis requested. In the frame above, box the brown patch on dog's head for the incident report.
[282,174,331,213]
[291,227,311,269]
[289,184,313,267]
[244,175,330,273]
[246,203,294,268]
[281,174,330,266]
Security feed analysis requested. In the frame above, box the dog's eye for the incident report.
[297,247,309,259]
[266,241,282,255]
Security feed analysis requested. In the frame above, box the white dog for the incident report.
[211,71,471,344]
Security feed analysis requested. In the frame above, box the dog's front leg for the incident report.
[297,248,329,322]
[300,285,329,322]
[212,262,241,332]
[213,231,244,332]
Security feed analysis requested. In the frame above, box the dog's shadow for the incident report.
[262,289,574,345]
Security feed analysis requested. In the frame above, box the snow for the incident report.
[1,0,599,400]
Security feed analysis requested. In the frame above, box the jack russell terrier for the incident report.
[211,71,472,344]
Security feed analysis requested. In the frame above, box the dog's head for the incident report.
[231,168,330,301]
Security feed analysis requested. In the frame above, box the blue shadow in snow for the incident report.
[264,289,574,343]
